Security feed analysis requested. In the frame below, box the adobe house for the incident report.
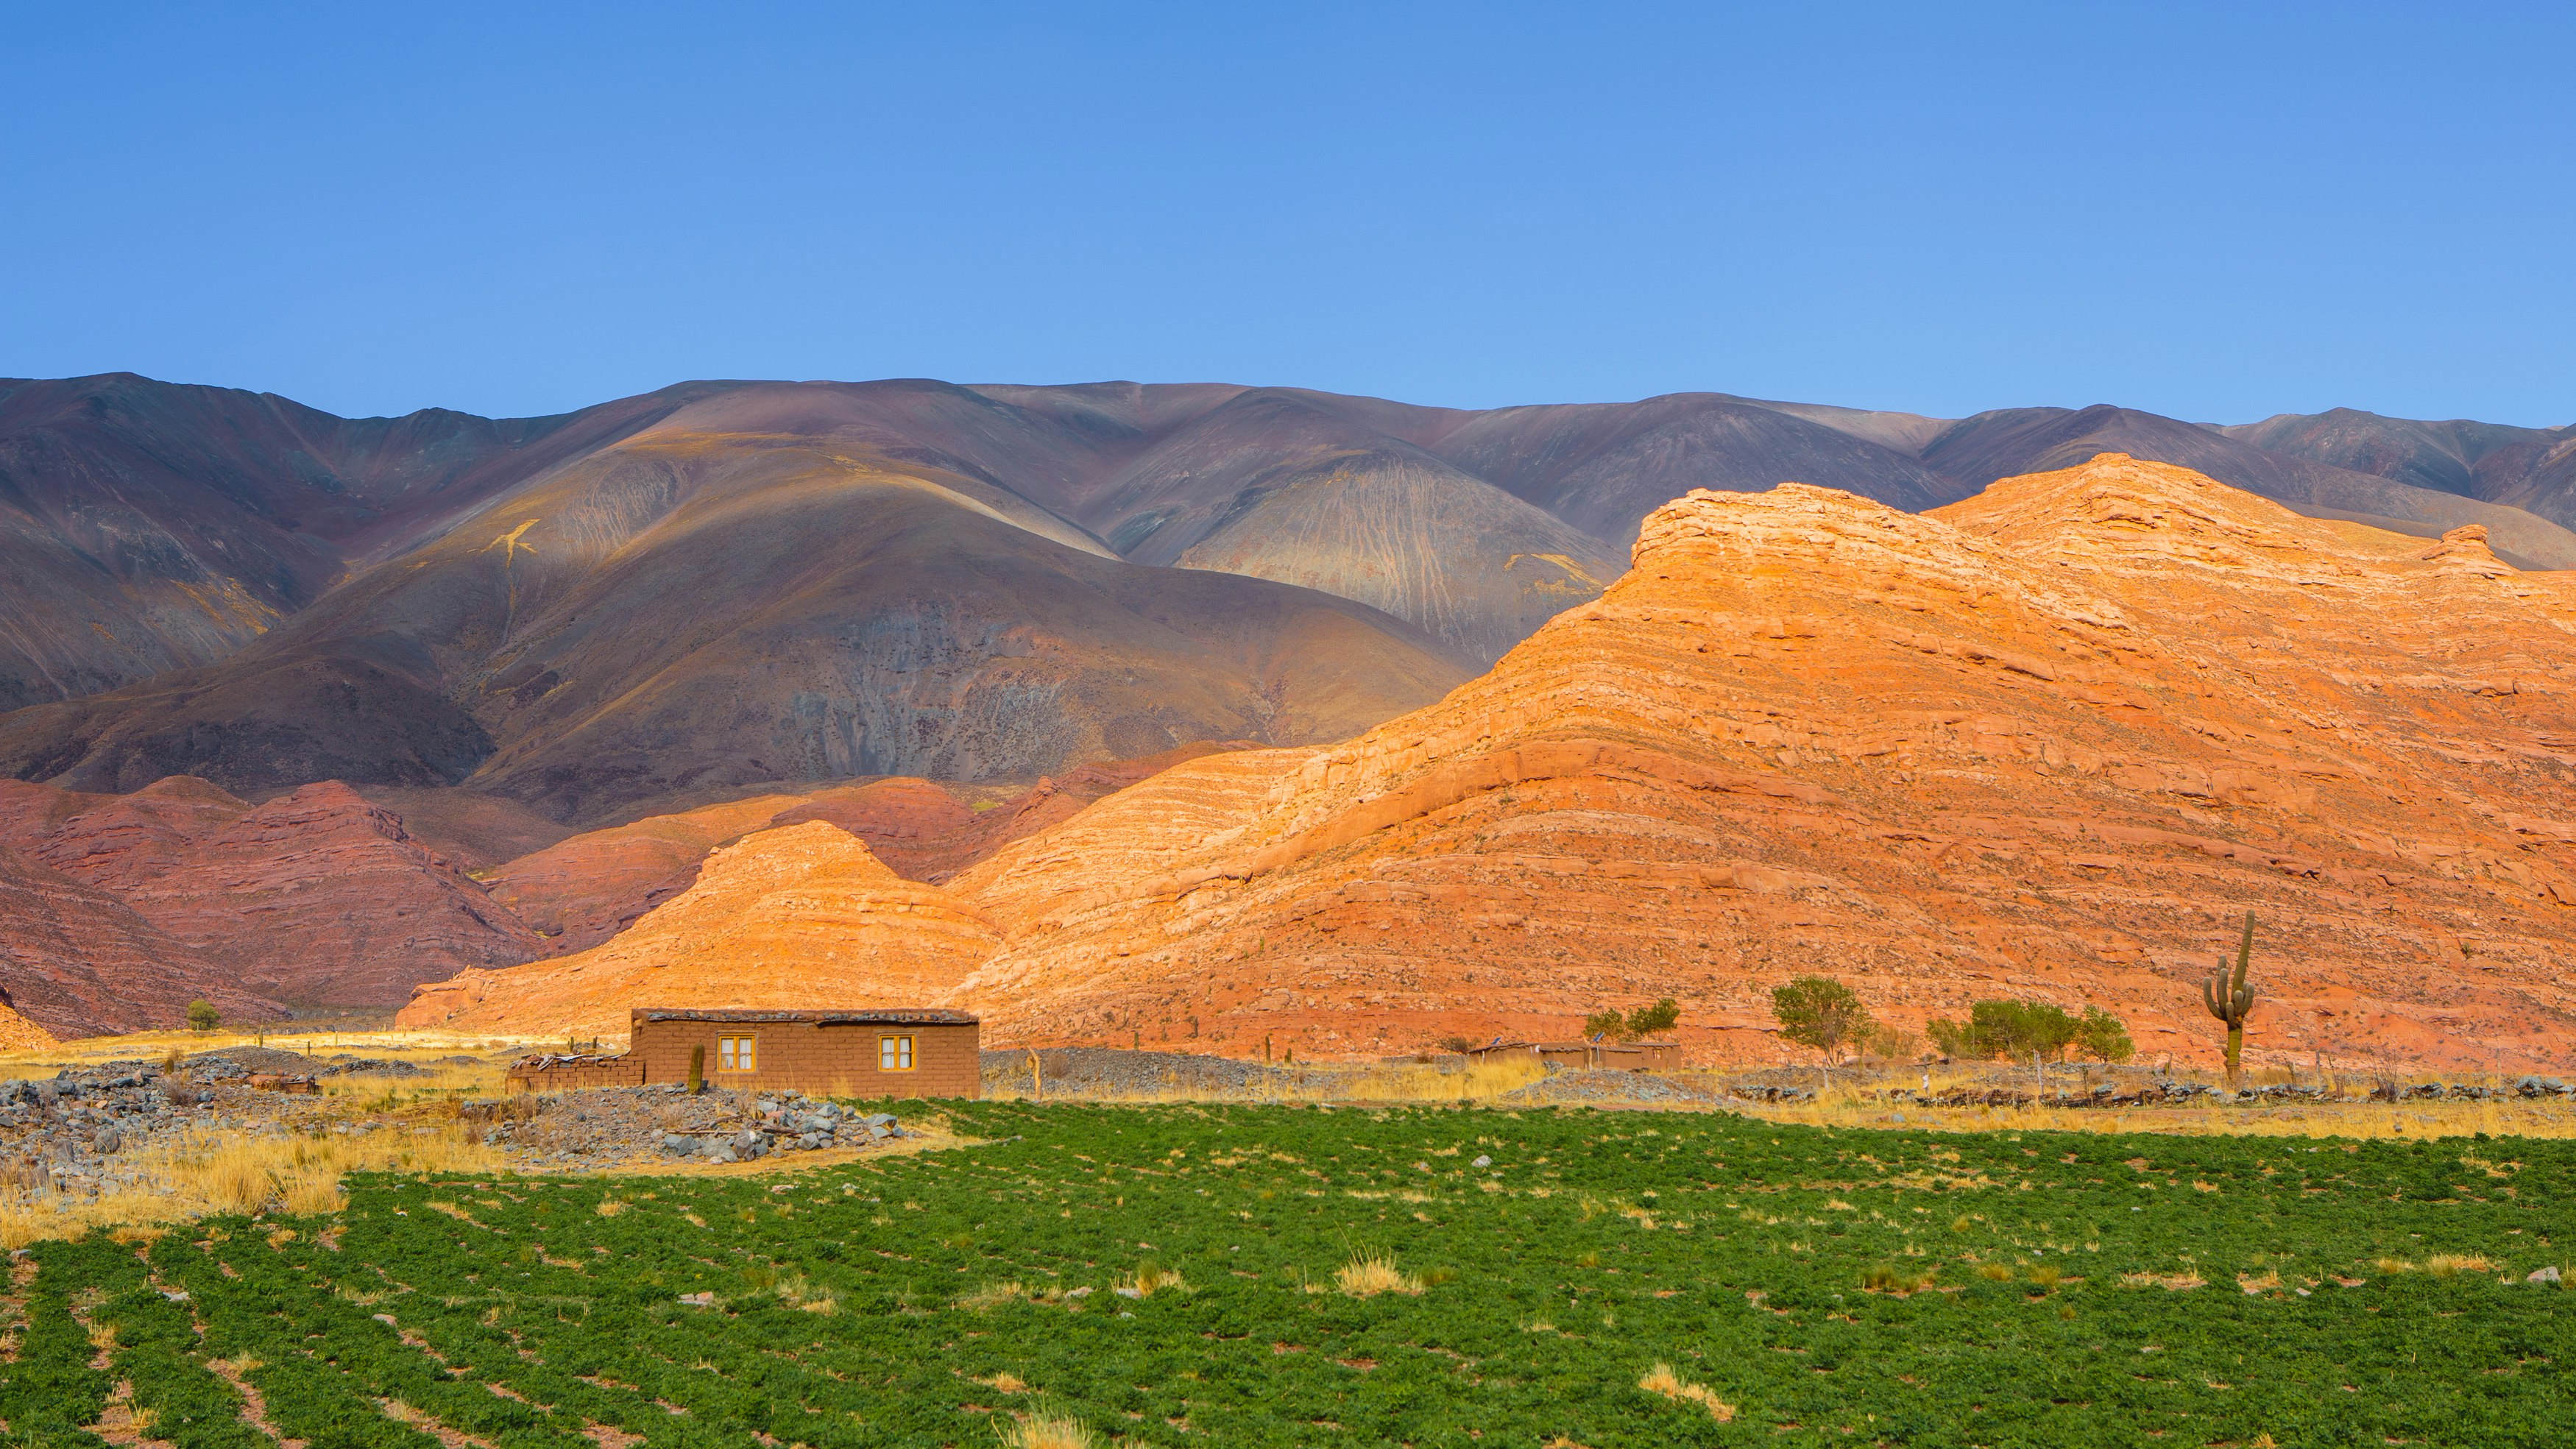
[1473,1039,1690,1070]
[507,1007,980,1098]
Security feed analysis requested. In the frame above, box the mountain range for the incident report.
[401,455,2576,1073]
[2,370,2571,1048]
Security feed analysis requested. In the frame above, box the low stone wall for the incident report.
[506,1053,646,1094]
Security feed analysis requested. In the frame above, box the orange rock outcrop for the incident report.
[941,456,2576,1072]
[397,821,998,1038]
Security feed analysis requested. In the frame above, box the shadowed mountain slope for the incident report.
[0,774,535,1013]
[0,418,1470,821]
[0,373,718,713]
[1917,405,2576,568]
[2223,408,2576,530]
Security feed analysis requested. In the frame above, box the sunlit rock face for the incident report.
[937,456,2576,1073]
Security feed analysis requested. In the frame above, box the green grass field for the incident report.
[1,1102,2566,1448]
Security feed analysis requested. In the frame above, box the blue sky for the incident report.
[4,2,2569,425]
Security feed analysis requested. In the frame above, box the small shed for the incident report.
[1466,1038,1682,1071]
[508,1007,980,1098]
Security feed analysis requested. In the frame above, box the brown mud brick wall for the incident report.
[629,1009,982,1099]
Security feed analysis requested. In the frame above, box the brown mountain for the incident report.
[2221,408,2576,530]
[10,374,2576,838]
[0,372,718,714]
[0,405,1471,821]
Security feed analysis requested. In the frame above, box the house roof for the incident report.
[629,1007,980,1026]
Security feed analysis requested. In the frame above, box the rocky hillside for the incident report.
[400,821,997,1038]
[403,456,2576,1073]
[14,375,2569,830]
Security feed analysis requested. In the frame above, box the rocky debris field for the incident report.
[464,1086,912,1169]
[1498,1069,1735,1107]
[0,1050,397,1202]
[185,1046,453,1080]
[978,1047,1286,1097]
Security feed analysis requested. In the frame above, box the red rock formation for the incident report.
[124,782,542,1006]
[398,822,997,1038]
[0,843,272,1037]
[0,776,537,1013]
[941,456,2576,1073]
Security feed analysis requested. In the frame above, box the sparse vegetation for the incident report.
[1770,976,1869,1083]
[184,999,220,1033]
[0,1100,2558,1443]
[2206,910,2262,1085]
[2076,1005,2135,1063]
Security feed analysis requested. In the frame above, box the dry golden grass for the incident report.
[1114,1263,1186,1299]
[1334,1058,1549,1102]
[956,1281,1029,1311]
[1001,1406,1096,1449]
[1859,1263,1937,1293]
[1739,1070,2576,1141]
[0,1027,547,1083]
[0,1121,503,1247]
[1637,1362,1734,1421]
[1335,1250,1425,1297]
[2425,1253,2496,1277]
[978,1372,1030,1394]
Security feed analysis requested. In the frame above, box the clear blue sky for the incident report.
[4,2,2569,425]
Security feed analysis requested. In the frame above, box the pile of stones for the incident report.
[659,1094,907,1163]
[0,1061,269,1200]
[464,1085,910,1166]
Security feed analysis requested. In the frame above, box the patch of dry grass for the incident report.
[1335,1059,1549,1102]
[1334,1250,1424,1297]
[0,1122,503,1246]
[1637,1362,1735,1420]
[1114,1263,1187,1299]
[1001,1406,1096,1449]
[1741,1074,2576,1141]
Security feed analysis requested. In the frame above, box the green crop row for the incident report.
[0,1103,2566,1447]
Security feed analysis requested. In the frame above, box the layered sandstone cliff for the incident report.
[397,822,998,1038]
[941,455,2576,1071]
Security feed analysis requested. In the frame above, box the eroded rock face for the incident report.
[397,821,999,1037]
[0,843,262,1038]
[0,776,536,1014]
[941,455,2576,1072]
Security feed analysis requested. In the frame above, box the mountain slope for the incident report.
[1918,405,2576,568]
[0,372,718,713]
[2223,408,2576,531]
[934,456,2576,1071]
[0,417,1472,821]
[398,821,997,1036]
[0,775,536,1010]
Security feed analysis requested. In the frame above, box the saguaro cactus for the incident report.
[687,1044,706,1095]
[2203,911,2258,1085]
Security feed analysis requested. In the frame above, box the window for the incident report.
[879,1035,914,1071]
[716,1035,757,1072]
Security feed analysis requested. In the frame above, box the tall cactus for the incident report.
[2202,910,2258,1086]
